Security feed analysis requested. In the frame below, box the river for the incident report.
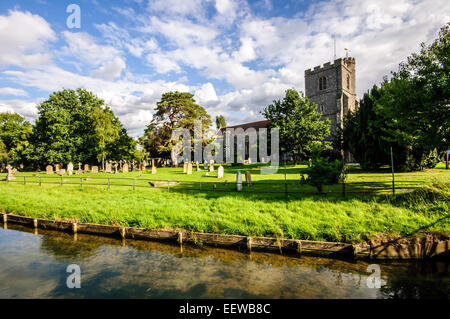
[0,223,448,298]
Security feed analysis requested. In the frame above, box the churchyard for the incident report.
[0,161,448,243]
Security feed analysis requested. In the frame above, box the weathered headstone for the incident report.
[217,165,224,178]
[59,169,66,176]
[187,162,193,175]
[114,162,118,174]
[84,164,89,173]
[122,163,129,173]
[196,161,200,171]
[248,157,252,164]
[151,165,157,174]
[204,161,208,170]
[6,165,15,181]
[209,160,214,172]
[236,171,242,192]
[67,162,74,176]
[140,161,147,171]
[91,166,99,173]
[76,163,82,174]
[105,162,112,173]
[261,157,265,163]
[245,171,252,186]
[183,162,188,173]
[46,165,53,174]
[54,163,61,173]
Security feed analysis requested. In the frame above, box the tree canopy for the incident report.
[141,91,212,165]
[27,88,134,167]
[263,88,330,163]
[343,23,449,171]
[0,112,32,166]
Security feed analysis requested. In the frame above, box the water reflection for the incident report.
[0,223,448,299]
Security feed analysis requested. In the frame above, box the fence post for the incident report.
[80,177,82,188]
[284,153,287,195]
[390,147,395,196]
[23,176,26,185]
[39,175,41,186]
[108,178,110,190]
[167,180,170,192]
[60,176,63,187]
[133,178,135,191]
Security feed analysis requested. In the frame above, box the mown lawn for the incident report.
[0,163,448,243]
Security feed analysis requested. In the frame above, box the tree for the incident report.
[215,115,227,130]
[92,106,121,170]
[142,91,212,166]
[0,112,32,166]
[262,88,330,164]
[343,86,390,170]
[28,88,134,167]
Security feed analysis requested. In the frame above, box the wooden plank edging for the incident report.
[2,212,447,259]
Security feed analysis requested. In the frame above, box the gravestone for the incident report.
[204,161,208,170]
[248,157,252,164]
[187,162,193,175]
[217,165,224,178]
[183,162,188,173]
[122,163,129,173]
[54,163,61,173]
[105,162,112,173]
[67,162,74,176]
[6,165,15,181]
[261,157,265,163]
[76,163,82,175]
[245,171,252,186]
[151,165,157,174]
[84,164,89,173]
[91,166,99,173]
[209,160,214,172]
[196,161,200,171]
[114,162,118,174]
[59,169,66,176]
[119,160,123,171]
[140,161,147,171]
[46,165,53,174]
[236,171,242,192]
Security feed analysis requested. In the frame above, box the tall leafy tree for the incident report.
[263,88,330,164]
[28,88,134,167]
[215,115,227,129]
[0,112,32,166]
[142,91,212,166]
[343,86,390,170]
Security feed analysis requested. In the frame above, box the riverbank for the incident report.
[0,180,449,259]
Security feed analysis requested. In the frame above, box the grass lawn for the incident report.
[0,162,448,243]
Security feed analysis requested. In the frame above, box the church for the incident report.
[223,57,358,161]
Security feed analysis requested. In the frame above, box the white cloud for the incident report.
[0,88,28,97]
[92,57,126,81]
[0,10,56,67]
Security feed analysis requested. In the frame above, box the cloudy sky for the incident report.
[0,0,448,137]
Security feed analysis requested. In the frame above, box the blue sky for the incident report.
[0,0,448,137]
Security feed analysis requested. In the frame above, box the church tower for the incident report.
[304,57,357,138]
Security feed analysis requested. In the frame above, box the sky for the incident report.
[0,0,448,137]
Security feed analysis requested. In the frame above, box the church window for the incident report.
[347,74,350,89]
[318,76,327,90]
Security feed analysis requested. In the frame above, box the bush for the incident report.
[423,149,440,169]
[301,157,346,194]
[320,149,343,163]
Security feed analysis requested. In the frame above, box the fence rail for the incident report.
[0,174,429,196]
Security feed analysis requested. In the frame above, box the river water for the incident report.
[0,223,448,299]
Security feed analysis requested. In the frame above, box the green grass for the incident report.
[0,162,449,243]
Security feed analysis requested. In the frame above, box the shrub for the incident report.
[301,157,347,194]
